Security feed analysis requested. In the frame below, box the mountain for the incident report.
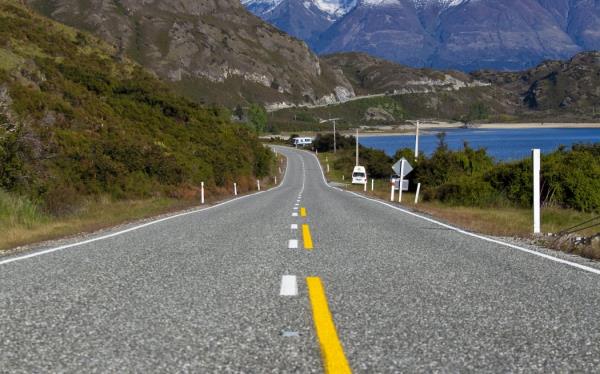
[0,0,273,214]
[243,0,356,41]
[25,0,355,107]
[245,0,600,72]
[269,51,600,130]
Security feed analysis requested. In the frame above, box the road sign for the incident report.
[392,158,413,177]
[393,179,409,191]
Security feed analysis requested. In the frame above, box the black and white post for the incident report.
[533,149,541,234]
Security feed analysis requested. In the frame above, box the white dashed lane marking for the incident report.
[288,239,298,249]
[280,275,298,296]
[291,224,298,230]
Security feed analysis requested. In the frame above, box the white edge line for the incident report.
[0,151,291,266]
[280,275,298,296]
[304,149,600,276]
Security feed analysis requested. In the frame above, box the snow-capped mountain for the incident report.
[243,0,600,72]
[242,0,356,18]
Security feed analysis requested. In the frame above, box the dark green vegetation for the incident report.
[315,133,600,213]
[0,1,273,216]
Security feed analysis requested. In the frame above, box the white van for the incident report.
[352,166,367,185]
[292,137,313,147]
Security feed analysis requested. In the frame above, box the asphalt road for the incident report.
[2,146,600,373]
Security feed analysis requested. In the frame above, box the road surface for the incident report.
[2,146,600,372]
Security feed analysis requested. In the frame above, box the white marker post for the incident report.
[364,181,367,192]
[274,176,277,185]
[390,184,395,202]
[414,183,421,204]
[201,182,205,204]
[234,182,238,196]
[257,180,261,191]
[398,161,405,203]
[533,149,541,234]
[371,179,374,192]
[327,164,330,173]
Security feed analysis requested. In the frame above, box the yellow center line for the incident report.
[302,224,314,250]
[300,207,307,217]
[307,277,352,374]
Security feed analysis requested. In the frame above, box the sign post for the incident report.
[533,149,541,234]
[398,161,405,203]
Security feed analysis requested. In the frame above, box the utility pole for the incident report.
[355,128,359,166]
[414,120,420,161]
[333,119,337,154]
[319,118,341,154]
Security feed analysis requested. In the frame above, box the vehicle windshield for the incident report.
[353,173,366,178]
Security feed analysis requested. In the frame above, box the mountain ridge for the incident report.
[245,0,600,72]
[26,0,355,107]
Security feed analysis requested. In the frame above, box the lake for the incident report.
[359,128,600,161]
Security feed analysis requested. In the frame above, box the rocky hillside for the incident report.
[323,52,490,96]
[246,0,600,72]
[0,0,273,214]
[474,51,600,116]
[269,51,600,130]
[26,0,355,107]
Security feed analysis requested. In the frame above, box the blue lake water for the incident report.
[359,128,600,161]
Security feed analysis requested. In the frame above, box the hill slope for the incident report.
[26,0,354,107]
[0,0,273,214]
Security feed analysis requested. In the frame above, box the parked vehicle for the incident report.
[292,137,313,147]
[352,166,367,185]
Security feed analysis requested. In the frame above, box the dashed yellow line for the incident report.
[307,277,351,374]
[302,224,314,250]
[300,207,307,217]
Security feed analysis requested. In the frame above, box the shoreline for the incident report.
[357,122,600,137]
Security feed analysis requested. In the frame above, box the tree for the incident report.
[248,104,267,135]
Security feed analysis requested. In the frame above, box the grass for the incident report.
[316,151,598,238]
[0,192,198,251]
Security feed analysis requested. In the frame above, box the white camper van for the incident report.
[352,166,367,185]
[292,137,313,147]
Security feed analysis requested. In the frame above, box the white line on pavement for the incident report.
[292,213,298,217]
[280,275,298,296]
[288,240,299,249]
[291,224,298,230]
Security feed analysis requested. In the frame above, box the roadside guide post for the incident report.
[234,182,238,196]
[533,149,541,234]
[201,182,205,204]
[390,184,395,202]
[415,183,421,204]
[371,179,374,192]
[257,180,261,191]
